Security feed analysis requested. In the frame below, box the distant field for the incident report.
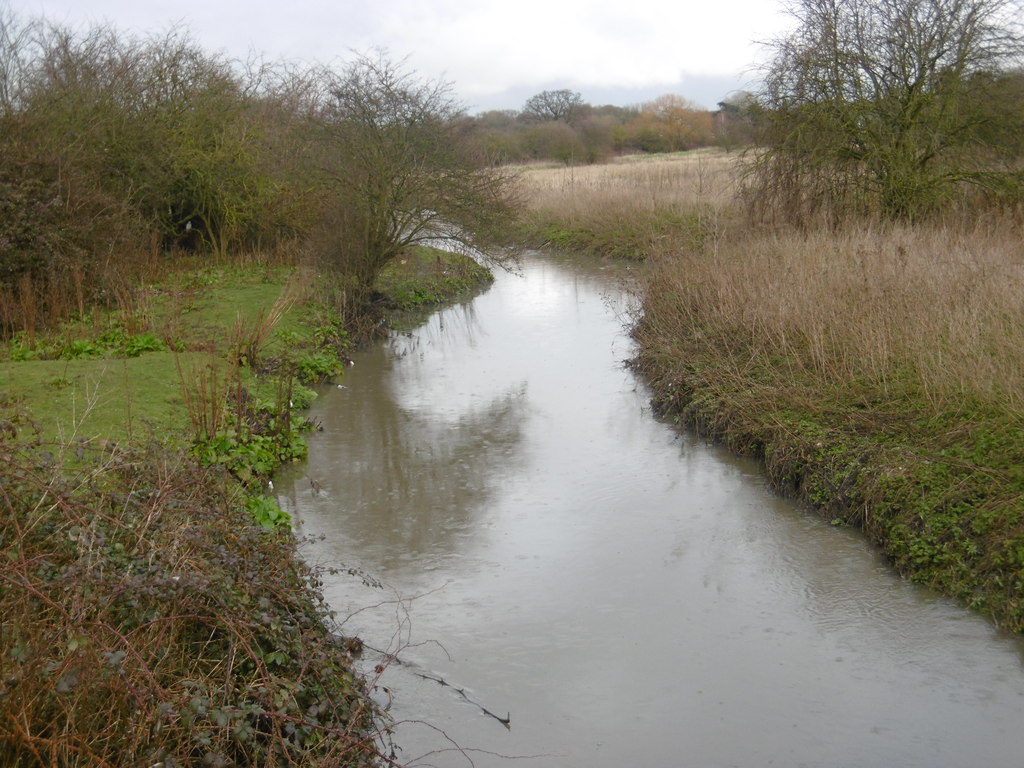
[513,150,741,259]
[516,149,740,214]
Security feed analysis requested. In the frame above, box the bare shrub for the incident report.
[750,0,1024,223]
[310,53,521,306]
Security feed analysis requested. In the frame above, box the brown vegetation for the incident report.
[0,11,520,337]
[0,441,385,767]
[516,150,736,258]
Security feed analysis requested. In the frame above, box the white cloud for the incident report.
[12,0,793,109]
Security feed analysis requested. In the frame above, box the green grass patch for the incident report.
[0,250,494,468]
[0,352,203,445]
[517,206,706,260]
[375,245,494,311]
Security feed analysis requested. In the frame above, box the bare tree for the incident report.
[315,53,521,304]
[0,5,33,115]
[520,88,585,123]
[751,0,1024,221]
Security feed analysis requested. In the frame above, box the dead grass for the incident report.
[516,150,740,217]
[524,152,1024,413]
[633,216,1024,625]
[644,220,1024,413]
[0,441,383,767]
[514,151,740,259]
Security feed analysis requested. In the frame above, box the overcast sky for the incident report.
[10,0,794,112]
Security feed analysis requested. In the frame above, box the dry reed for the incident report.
[516,150,739,217]
[643,220,1024,415]
[515,151,740,259]
[534,153,1024,415]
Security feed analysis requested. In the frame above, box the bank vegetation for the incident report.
[520,0,1024,631]
[0,6,505,765]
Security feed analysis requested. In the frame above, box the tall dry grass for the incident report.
[515,151,740,258]
[517,150,739,217]
[643,221,1024,414]
[530,152,1024,415]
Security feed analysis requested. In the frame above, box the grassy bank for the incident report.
[0,246,492,765]
[519,153,1024,631]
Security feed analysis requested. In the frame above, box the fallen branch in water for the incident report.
[413,671,511,729]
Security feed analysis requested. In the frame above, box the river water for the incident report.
[276,252,1024,768]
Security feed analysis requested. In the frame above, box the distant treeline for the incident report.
[459,88,755,164]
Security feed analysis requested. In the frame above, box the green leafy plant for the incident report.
[8,333,39,361]
[121,332,165,356]
[58,339,103,360]
[192,432,282,482]
[246,495,291,529]
[293,350,342,383]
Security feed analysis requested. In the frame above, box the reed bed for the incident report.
[517,150,739,216]
[526,152,1024,414]
[634,214,1024,627]
[643,221,1024,414]
[515,151,740,259]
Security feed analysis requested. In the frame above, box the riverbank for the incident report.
[0,247,493,765]
[518,152,1024,632]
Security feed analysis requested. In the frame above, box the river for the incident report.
[275,251,1024,768]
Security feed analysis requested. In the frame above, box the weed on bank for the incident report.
[0,440,383,767]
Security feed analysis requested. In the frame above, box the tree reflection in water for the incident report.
[277,299,529,571]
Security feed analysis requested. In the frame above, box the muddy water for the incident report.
[276,252,1024,768]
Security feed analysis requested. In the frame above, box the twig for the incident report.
[412,671,511,729]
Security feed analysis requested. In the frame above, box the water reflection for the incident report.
[277,318,529,571]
